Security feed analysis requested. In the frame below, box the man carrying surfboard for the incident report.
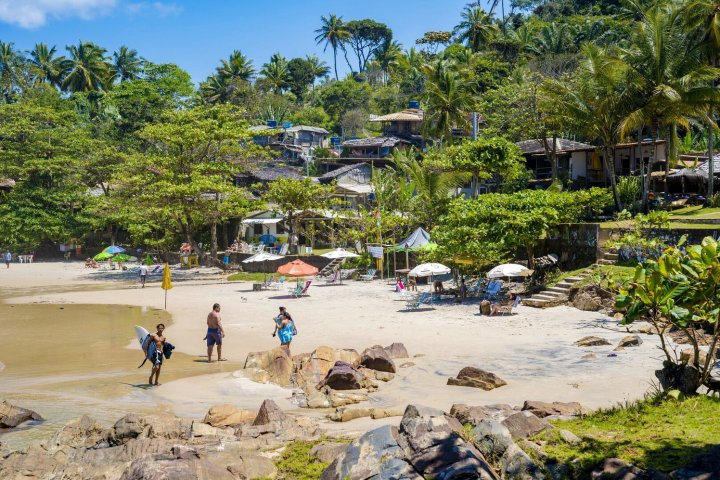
[148,323,166,385]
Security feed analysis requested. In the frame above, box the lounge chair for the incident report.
[359,268,377,281]
[278,244,289,255]
[324,270,340,283]
[264,275,275,289]
[289,283,303,297]
[497,295,522,316]
[482,280,503,300]
[270,276,285,290]
[405,292,431,309]
[291,280,312,298]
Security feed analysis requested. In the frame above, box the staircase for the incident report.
[522,270,592,308]
[318,258,343,277]
[596,251,619,266]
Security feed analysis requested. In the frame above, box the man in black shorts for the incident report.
[205,303,226,362]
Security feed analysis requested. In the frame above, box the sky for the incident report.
[0,0,486,84]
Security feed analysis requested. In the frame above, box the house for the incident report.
[342,136,411,161]
[369,104,424,147]
[234,166,304,190]
[249,123,329,163]
[516,138,667,186]
[318,163,374,209]
[241,210,285,242]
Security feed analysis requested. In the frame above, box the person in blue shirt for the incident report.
[272,306,296,348]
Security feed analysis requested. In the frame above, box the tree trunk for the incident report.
[333,47,339,80]
[210,221,217,262]
[709,118,715,198]
[605,146,622,211]
[638,128,648,213]
[526,244,535,269]
[472,173,478,198]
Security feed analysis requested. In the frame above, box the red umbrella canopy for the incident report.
[277,259,319,277]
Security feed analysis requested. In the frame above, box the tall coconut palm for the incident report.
[621,3,720,210]
[28,43,67,87]
[373,39,402,85]
[527,23,576,56]
[0,42,25,102]
[259,53,290,94]
[314,13,351,80]
[422,60,473,143]
[62,41,110,92]
[216,50,255,83]
[453,6,497,53]
[110,46,142,83]
[305,55,330,83]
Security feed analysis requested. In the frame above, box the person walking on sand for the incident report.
[206,303,226,362]
[148,323,166,386]
[139,264,148,288]
[272,306,295,349]
[4,250,11,268]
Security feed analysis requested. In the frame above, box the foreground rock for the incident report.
[318,361,367,390]
[360,346,397,373]
[568,284,614,312]
[447,367,507,390]
[203,404,256,427]
[384,342,409,359]
[521,401,583,418]
[0,401,43,429]
[575,336,611,347]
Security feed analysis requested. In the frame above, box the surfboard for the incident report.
[134,325,151,357]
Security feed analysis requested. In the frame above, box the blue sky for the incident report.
[0,0,493,84]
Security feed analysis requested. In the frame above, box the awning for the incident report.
[336,183,374,194]
[242,218,283,225]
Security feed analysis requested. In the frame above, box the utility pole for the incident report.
[709,116,714,198]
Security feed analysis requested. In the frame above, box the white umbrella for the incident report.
[487,263,533,279]
[408,262,451,278]
[242,252,284,284]
[320,248,359,259]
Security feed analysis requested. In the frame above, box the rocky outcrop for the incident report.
[575,336,611,347]
[0,401,43,429]
[243,346,294,386]
[617,335,643,348]
[252,399,287,426]
[501,411,552,439]
[318,361,367,390]
[202,404,256,427]
[521,401,583,418]
[360,346,397,373]
[384,342,409,359]
[450,404,515,426]
[568,284,615,312]
[447,367,507,390]
[49,415,108,449]
[295,346,361,387]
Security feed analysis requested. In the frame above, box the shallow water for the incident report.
[0,303,241,450]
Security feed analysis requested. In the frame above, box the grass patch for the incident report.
[536,395,720,478]
[273,440,332,480]
[545,266,591,288]
[577,264,635,288]
[668,206,720,218]
[226,272,267,282]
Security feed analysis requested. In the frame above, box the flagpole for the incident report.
[164,289,167,310]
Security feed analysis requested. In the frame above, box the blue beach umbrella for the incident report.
[103,245,126,254]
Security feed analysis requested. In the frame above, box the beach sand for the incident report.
[0,262,666,445]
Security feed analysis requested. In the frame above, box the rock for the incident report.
[655,362,702,395]
[680,348,714,367]
[318,361,366,390]
[571,291,602,311]
[0,401,43,429]
[243,346,294,386]
[305,387,332,409]
[397,404,463,452]
[522,401,583,418]
[558,429,581,444]
[328,388,369,407]
[360,346,397,373]
[372,370,395,382]
[501,412,551,439]
[120,453,236,480]
[591,458,647,479]
[631,323,656,335]
[575,336,611,347]
[48,415,107,449]
[671,444,720,479]
[370,408,404,419]
[618,335,643,348]
[329,407,373,422]
[581,353,597,360]
[400,362,415,368]
[450,404,514,426]
[191,420,233,439]
[471,419,514,459]
[233,454,278,479]
[203,404,256,427]
[253,399,287,426]
[320,425,406,480]
[447,367,507,390]
[110,413,190,445]
[518,439,548,460]
[500,442,545,479]
[238,367,271,383]
[310,441,350,464]
[296,346,361,387]
[384,342,409,359]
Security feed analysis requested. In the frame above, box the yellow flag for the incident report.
[161,263,173,290]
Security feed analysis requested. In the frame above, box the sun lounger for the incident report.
[359,268,377,281]
[324,270,340,283]
[497,295,522,315]
[270,276,285,290]
[481,280,503,300]
[289,280,312,298]
[405,292,431,309]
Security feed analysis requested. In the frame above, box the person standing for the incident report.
[147,323,166,386]
[4,250,11,268]
[139,264,148,288]
[206,303,226,362]
[272,306,295,349]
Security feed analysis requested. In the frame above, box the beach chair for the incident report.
[278,243,289,255]
[264,275,275,289]
[292,280,312,298]
[405,292,430,309]
[270,276,285,290]
[289,283,303,297]
[497,295,522,316]
[324,270,340,284]
[482,280,503,300]
[359,268,377,281]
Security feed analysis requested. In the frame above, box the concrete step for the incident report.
[547,286,571,294]
[531,293,564,301]
[556,281,574,289]
[564,276,585,283]
[523,297,561,308]
[597,259,616,266]
[604,253,619,260]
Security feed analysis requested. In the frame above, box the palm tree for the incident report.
[527,23,576,56]
[305,55,330,84]
[259,53,290,94]
[110,46,142,83]
[373,39,402,85]
[422,60,473,143]
[62,41,110,92]
[0,42,25,102]
[314,13,351,80]
[620,3,720,210]
[216,50,255,83]
[453,6,497,53]
[28,43,67,87]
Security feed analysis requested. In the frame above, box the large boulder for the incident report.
[521,401,583,418]
[451,404,515,426]
[252,399,288,426]
[575,336,611,347]
[296,346,361,387]
[243,346,294,386]
[471,419,514,460]
[671,444,720,479]
[361,346,397,373]
[310,442,350,464]
[501,412,551,439]
[203,404,256,427]
[590,458,648,479]
[48,415,108,449]
[384,342,410,359]
[500,442,545,479]
[110,413,191,445]
[120,453,236,480]
[0,401,43,429]
[447,367,507,390]
[318,361,366,390]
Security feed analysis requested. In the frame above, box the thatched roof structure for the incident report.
[369,109,424,123]
[343,137,410,148]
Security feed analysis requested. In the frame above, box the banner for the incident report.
[368,246,384,259]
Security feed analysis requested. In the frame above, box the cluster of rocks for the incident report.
[0,401,42,429]
[568,284,615,313]
[0,399,320,480]
[241,342,410,410]
[575,335,643,354]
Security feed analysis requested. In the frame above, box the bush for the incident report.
[617,176,641,208]
[707,193,720,208]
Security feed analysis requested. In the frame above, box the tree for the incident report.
[0,41,26,103]
[453,6,498,53]
[421,60,473,143]
[316,78,372,122]
[315,13,351,80]
[305,55,330,83]
[424,137,527,197]
[262,178,336,252]
[616,236,720,394]
[110,46,142,83]
[28,43,67,88]
[110,105,263,260]
[217,50,255,82]
[287,57,316,100]
[259,53,290,94]
[200,50,255,105]
[61,41,110,93]
[415,31,452,55]
[345,19,393,72]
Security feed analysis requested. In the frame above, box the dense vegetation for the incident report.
[2,0,720,257]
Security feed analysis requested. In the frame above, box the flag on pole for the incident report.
[161,263,173,309]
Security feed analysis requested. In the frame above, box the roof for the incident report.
[249,125,278,133]
[336,183,374,194]
[694,154,720,176]
[397,227,431,250]
[343,137,410,149]
[238,167,304,182]
[286,125,329,135]
[516,138,595,155]
[369,109,424,123]
[319,163,368,180]
[242,217,283,225]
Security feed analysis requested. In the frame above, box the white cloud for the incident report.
[125,1,182,17]
[0,0,117,28]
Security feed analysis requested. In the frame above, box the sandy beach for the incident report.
[0,261,666,447]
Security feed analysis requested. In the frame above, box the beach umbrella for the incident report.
[243,251,283,284]
[161,263,173,309]
[103,245,125,254]
[94,251,113,261]
[487,263,533,279]
[111,253,133,262]
[408,262,451,278]
[277,259,319,283]
[320,248,359,284]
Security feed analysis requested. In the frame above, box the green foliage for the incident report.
[536,395,720,478]
[707,193,720,208]
[316,78,372,121]
[617,176,641,210]
[227,272,267,282]
[274,440,334,480]
[262,178,336,240]
[289,106,331,130]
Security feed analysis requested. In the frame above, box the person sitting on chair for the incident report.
[433,280,445,294]
[481,293,519,316]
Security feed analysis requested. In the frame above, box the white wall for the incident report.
[571,152,587,180]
